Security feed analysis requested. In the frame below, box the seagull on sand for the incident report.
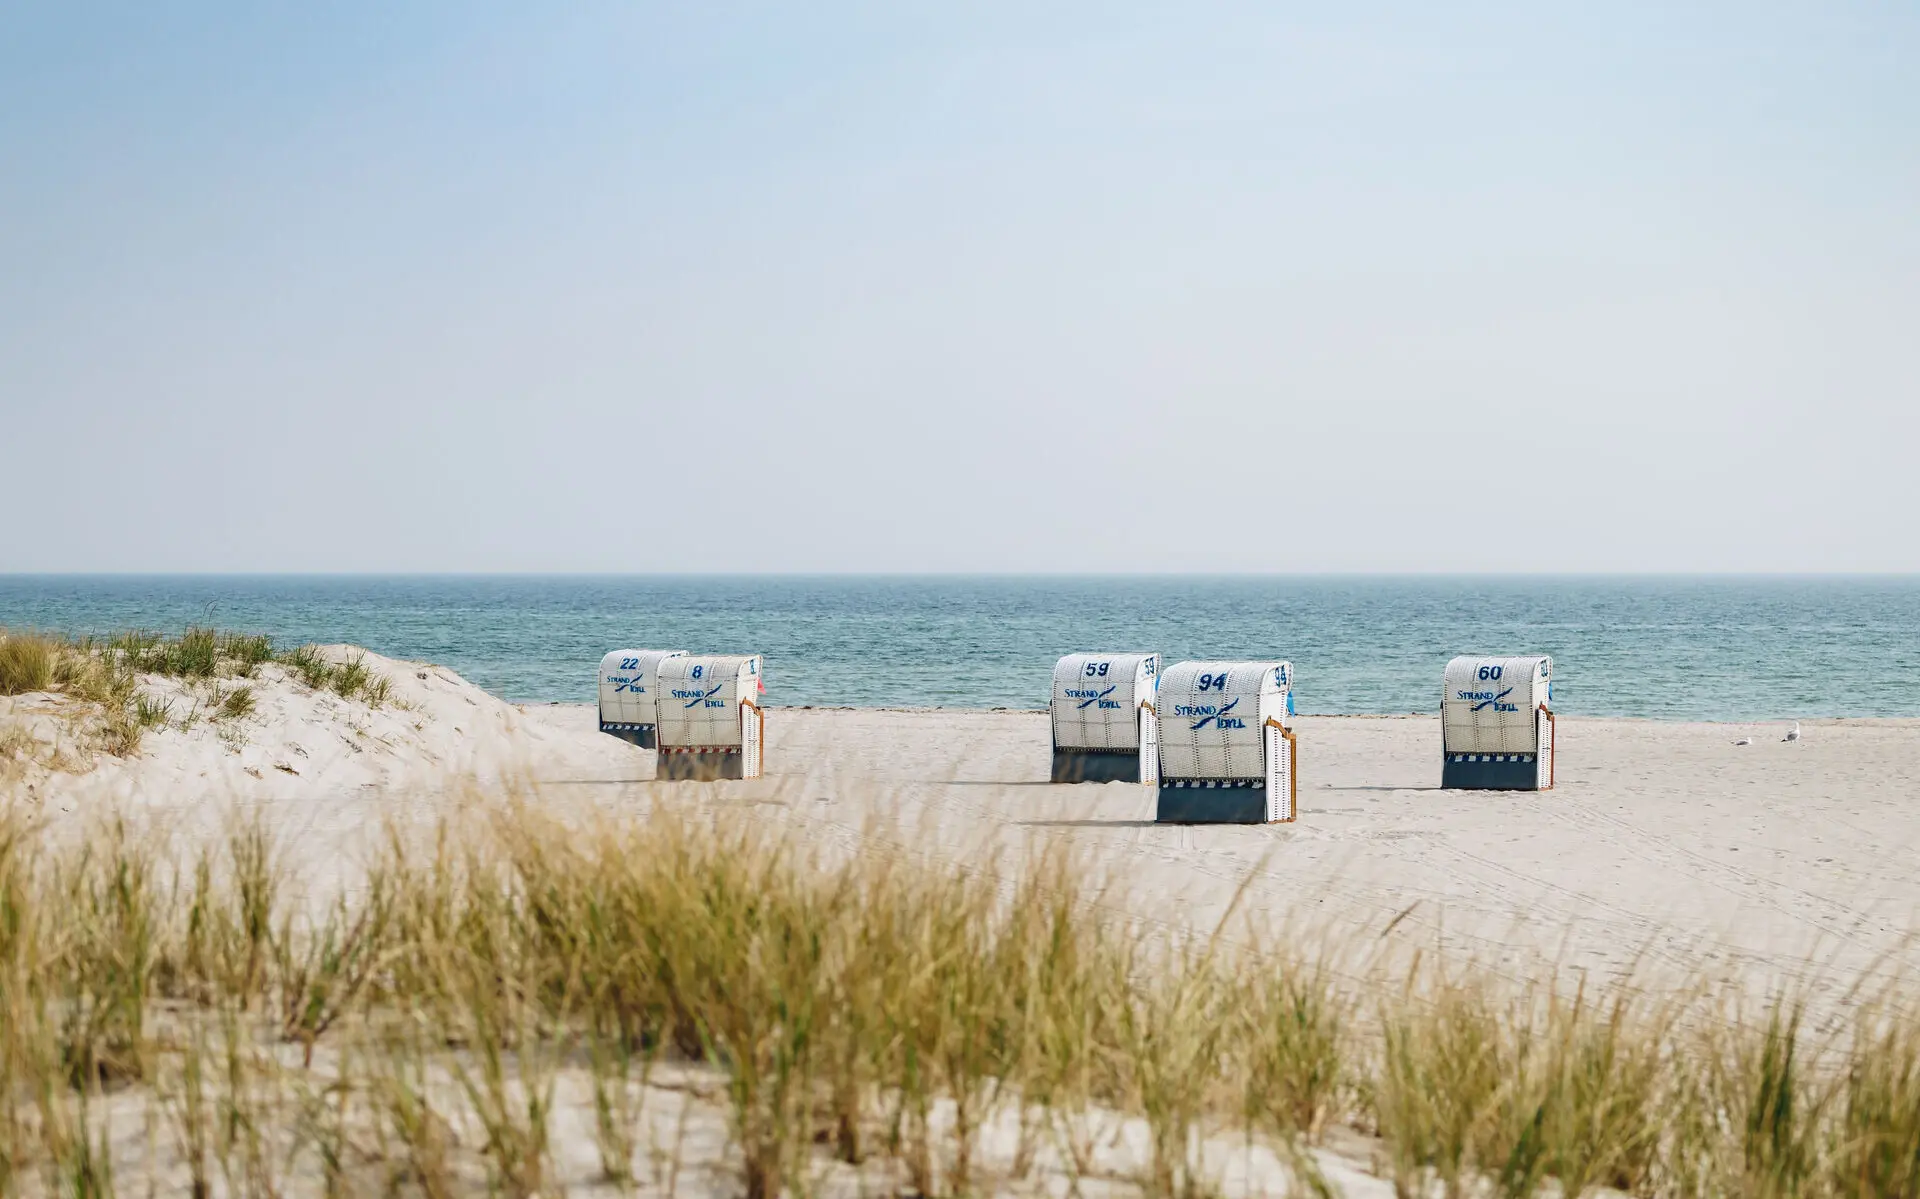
[1733,736,1755,746]
[1783,721,1802,743]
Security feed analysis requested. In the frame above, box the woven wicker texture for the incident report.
[597,650,688,728]
[1158,660,1292,781]
[1049,653,1159,751]
[655,654,763,749]
[1441,656,1552,754]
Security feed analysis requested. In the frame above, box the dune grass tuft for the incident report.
[278,643,335,690]
[331,653,372,701]
[275,645,393,706]
[216,685,256,722]
[220,632,275,673]
[133,693,174,730]
[164,625,221,678]
[362,673,393,707]
[0,631,58,695]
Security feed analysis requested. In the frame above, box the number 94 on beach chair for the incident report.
[1154,661,1297,824]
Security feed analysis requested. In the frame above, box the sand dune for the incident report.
[5,646,633,804]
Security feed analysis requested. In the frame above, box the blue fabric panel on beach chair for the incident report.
[1154,778,1270,823]
[657,747,747,781]
[599,721,657,749]
[1050,748,1144,784]
[1441,753,1543,791]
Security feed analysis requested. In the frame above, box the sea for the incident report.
[2,576,1915,721]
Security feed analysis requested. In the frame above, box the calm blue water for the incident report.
[2,576,1915,720]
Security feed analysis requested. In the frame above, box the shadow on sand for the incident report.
[1015,819,1159,829]
[949,780,1060,787]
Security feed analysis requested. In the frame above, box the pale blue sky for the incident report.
[4,2,1916,572]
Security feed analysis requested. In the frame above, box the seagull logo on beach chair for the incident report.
[1190,698,1239,731]
[1078,684,1117,710]
[684,682,724,708]
[1472,687,1514,712]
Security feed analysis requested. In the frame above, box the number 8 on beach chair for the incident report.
[654,654,767,781]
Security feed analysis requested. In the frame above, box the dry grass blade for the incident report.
[1372,964,1507,1199]
[586,1013,653,1188]
[54,816,163,1089]
[1735,1000,1829,1197]
[160,1017,216,1199]
[1827,1001,1920,1197]
[370,1017,458,1199]
[1118,941,1236,1199]
[1239,944,1349,1147]
[276,883,394,1068]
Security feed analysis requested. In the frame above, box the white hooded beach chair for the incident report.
[1154,660,1297,823]
[597,649,688,748]
[1049,653,1160,783]
[654,654,766,780]
[1440,655,1554,791]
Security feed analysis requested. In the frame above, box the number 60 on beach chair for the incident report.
[1441,655,1555,791]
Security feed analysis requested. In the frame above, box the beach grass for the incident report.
[0,632,59,696]
[274,643,391,707]
[215,684,256,722]
[330,652,373,701]
[279,643,335,691]
[0,628,394,765]
[2,793,1917,1198]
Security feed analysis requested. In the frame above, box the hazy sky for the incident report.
[4,2,1916,573]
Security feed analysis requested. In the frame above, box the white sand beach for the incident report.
[582,706,1920,1003]
[8,649,1920,1196]
[12,654,1919,996]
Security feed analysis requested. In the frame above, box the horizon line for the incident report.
[6,570,1920,581]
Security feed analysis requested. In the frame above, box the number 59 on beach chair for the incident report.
[1049,653,1161,783]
